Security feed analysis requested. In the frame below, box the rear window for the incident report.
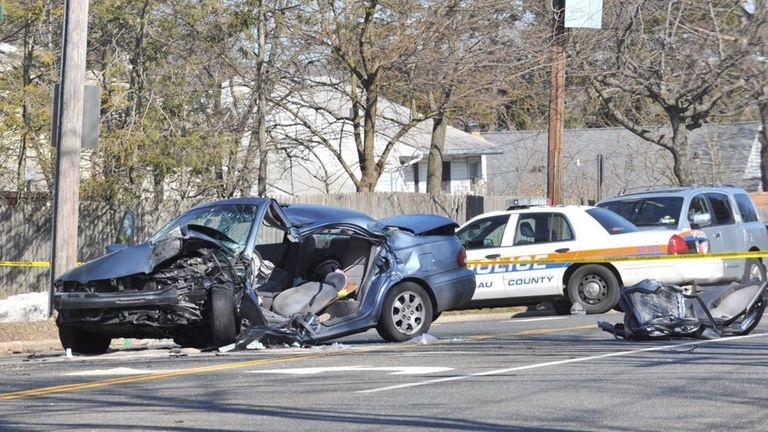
[734,193,759,222]
[598,197,683,228]
[706,193,734,225]
[586,208,639,234]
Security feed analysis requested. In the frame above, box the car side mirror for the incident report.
[692,213,712,227]
[483,238,494,247]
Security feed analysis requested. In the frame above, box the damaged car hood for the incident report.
[58,229,233,284]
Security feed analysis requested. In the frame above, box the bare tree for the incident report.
[392,1,547,195]
[740,0,768,189]
[577,1,752,186]
[274,0,450,193]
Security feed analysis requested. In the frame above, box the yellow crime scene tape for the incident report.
[467,250,768,267]
[0,261,52,268]
[2,251,768,268]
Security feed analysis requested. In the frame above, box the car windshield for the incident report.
[598,197,683,228]
[586,208,639,234]
[150,204,258,254]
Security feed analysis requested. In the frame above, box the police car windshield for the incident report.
[597,197,682,228]
[586,208,639,234]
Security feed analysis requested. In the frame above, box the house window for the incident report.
[441,161,451,193]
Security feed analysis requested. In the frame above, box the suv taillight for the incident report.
[667,234,688,255]
[457,247,467,267]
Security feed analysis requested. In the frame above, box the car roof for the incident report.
[464,205,598,222]
[601,185,748,201]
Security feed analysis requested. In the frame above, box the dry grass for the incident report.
[0,319,58,343]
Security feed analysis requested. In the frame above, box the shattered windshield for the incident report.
[150,204,259,254]
[598,197,683,228]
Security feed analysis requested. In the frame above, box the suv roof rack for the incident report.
[617,183,740,196]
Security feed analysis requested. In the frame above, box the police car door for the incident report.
[503,212,575,298]
[457,214,515,300]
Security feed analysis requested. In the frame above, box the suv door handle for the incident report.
[555,248,570,253]
[485,253,501,259]
[714,232,721,239]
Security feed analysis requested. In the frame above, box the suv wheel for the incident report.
[743,258,766,283]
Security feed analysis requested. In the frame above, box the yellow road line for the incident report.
[0,352,327,400]
[467,324,595,341]
[1,323,598,400]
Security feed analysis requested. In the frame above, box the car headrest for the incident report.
[519,222,534,238]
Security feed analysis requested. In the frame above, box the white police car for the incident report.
[456,205,723,314]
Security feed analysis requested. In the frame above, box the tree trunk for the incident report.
[759,102,768,191]
[358,85,379,192]
[670,120,693,186]
[256,89,268,197]
[427,115,447,195]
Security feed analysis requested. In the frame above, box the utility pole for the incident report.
[547,0,566,205]
[49,0,90,317]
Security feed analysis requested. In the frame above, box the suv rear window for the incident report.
[706,193,734,225]
[597,197,683,228]
[734,193,759,222]
[586,208,638,234]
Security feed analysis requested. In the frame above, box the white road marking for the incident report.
[357,332,768,394]
[66,367,175,376]
[502,316,568,323]
[248,366,453,375]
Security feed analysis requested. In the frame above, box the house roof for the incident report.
[482,122,762,201]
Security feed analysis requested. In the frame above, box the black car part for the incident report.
[599,279,766,340]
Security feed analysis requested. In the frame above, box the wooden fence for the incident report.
[0,193,521,299]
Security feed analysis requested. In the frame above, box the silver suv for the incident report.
[597,186,768,283]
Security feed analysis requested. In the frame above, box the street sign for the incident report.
[565,0,603,29]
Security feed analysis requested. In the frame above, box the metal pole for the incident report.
[597,154,604,202]
[49,0,89,317]
[547,0,566,205]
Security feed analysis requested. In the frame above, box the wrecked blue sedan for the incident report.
[53,198,475,354]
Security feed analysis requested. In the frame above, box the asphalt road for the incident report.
[1,311,767,431]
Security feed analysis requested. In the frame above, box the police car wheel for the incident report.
[566,265,619,314]
[377,282,433,342]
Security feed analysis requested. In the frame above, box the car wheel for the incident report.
[742,258,766,283]
[376,282,433,342]
[566,265,619,314]
[210,282,237,347]
[58,324,111,355]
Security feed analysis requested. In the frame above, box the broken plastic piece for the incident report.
[218,343,236,353]
[408,333,438,345]
[245,340,265,350]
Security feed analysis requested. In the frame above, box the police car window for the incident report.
[705,193,734,225]
[550,214,574,242]
[735,193,758,222]
[586,208,638,234]
[457,215,509,250]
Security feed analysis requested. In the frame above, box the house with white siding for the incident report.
[228,80,500,197]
